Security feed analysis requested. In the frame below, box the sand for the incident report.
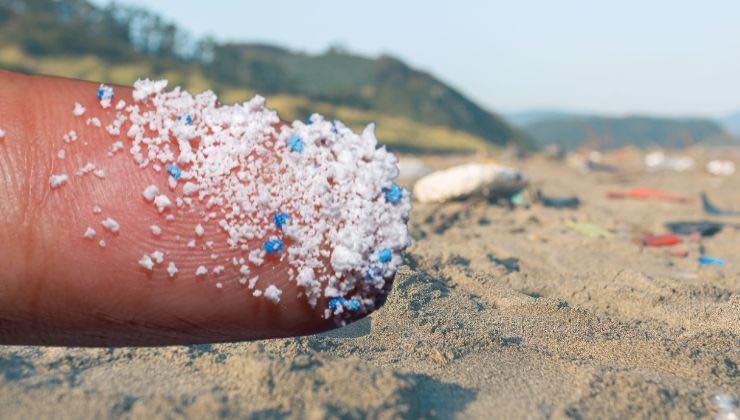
[0,150,738,419]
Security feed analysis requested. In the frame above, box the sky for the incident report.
[91,0,740,118]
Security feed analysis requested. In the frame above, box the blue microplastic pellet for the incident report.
[698,256,725,266]
[346,299,361,312]
[273,212,290,230]
[328,297,345,310]
[383,183,402,204]
[178,115,192,125]
[97,85,114,100]
[378,248,392,263]
[287,134,304,153]
[263,239,284,254]
[166,164,182,180]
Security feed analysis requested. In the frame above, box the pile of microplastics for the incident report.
[52,80,411,321]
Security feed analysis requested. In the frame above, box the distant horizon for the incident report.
[90,0,740,119]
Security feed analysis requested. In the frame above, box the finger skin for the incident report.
[0,71,372,346]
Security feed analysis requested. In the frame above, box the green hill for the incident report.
[0,0,526,153]
[512,113,731,151]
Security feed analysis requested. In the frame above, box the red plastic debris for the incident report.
[643,233,682,247]
[668,246,688,258]
[607,188,689,203]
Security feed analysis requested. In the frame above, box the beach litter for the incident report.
[607,188,689,203]
[665,221,723,237]
[412,162,528,203]
[537,190,580,209]
[644,151,695,172]
[642,233,682,247]
[698,256,726,266]
[706,160,736,176]
[667,246,688,258]
[566,220,613,238]
[701,192,739,216]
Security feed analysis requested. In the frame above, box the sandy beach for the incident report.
[0,150,737,419]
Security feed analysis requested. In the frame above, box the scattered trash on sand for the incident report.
[642,233,682,247]
[569,151,618,173]
[667,246,688,258]
[701,192,739,216]
[413,162,528,203]
[698,256,726,266]
[706,160,736,176]
[665,221,723,237]
[566,220,613,238]
[644,151,695,172]
[536,190,580,209]
[607,188,689,203]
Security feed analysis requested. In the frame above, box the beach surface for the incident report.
[0,150,738,419]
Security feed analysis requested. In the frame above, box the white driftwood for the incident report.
[412,162,527,203]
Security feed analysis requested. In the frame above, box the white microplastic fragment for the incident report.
[166,262,178,278]
[195,224,204,237]
[49,174,68,188]
[62,130,76,143]
[98,240,106,248]
[213,265,224,274]
[264,285,282,303]
[93,169,105,179]
[92,205,102,214]
[151,250,164,264]
[150,224,162,236]
[57,150,65,159]
[73,102,86,116]
[86,117,101,127]
[101,217,120,233]
[0,129,5,139]
[187,239,196,248]
[76,162,95,176]
[195,265,208,276]
[215,282,223,289]
[83,227,96,239]
[253,290,263,297]
[142,185,159,201]
[138,255,154,270]
[109,141,124,155]
[182,182,199,196]
[153,194,172,213]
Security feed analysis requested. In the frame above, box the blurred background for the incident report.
[2,0,739,154]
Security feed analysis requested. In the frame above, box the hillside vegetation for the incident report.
[0,0,526,153]
[508,111,732,151]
